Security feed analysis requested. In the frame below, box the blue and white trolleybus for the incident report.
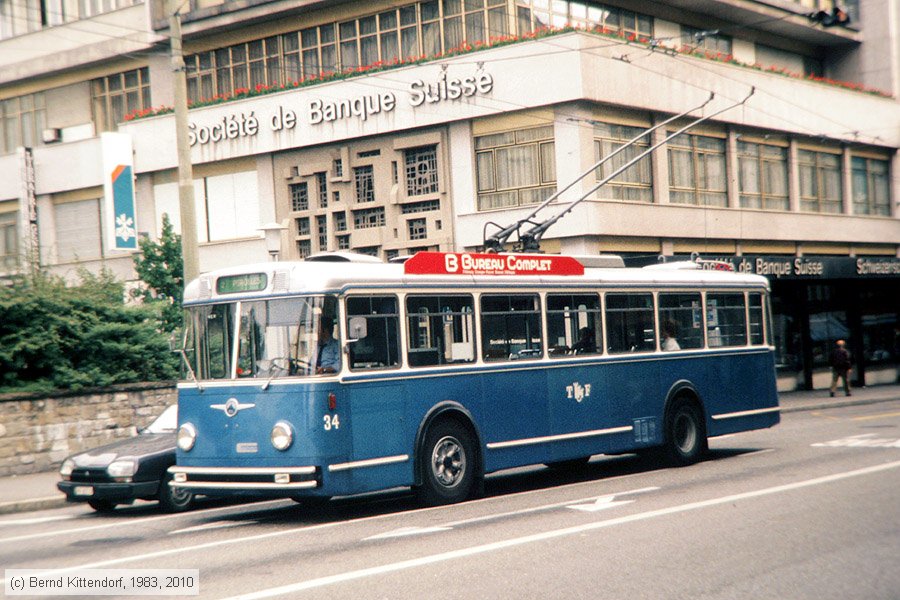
[171,251,779,505]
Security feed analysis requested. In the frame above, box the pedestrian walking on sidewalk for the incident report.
[829,339,853,397]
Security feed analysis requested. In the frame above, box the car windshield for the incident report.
[144,405,178,433]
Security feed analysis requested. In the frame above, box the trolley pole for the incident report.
[168,0,200,285]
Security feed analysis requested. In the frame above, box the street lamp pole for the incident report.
[168,0,200,285]
[259,222,288,261]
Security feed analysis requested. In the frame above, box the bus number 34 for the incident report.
[324,414,341,431]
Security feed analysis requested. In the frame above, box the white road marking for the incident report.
[812,434,900,448]
[365,487,658,541]
[365,526,452,541]
[0,515,73,526]
[0,499,287,545]
[223,460,900,600]
[567,496,633,512]
[170,521,255,535]
[0,467,661,587]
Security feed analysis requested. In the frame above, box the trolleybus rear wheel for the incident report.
[418,420,475,506]
[664,399,706,466]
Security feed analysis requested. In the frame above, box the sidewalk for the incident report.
[1,382,898,516]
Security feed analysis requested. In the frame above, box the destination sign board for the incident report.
[404,252,584,276]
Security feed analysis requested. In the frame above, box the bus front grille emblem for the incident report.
[211,398,256,417]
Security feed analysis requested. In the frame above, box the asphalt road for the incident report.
[2,400,899,599]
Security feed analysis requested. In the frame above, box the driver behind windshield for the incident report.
[315,316,341,374]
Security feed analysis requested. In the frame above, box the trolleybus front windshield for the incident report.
[183,295,339,380]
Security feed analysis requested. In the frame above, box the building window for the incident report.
[405,145,439,196]
[298,239,311,258]
[738,141,789,211]
[851,156,891,216]
[668,133,727,207]
[91,68,151,131]
[56,199,102,262]
[798,149,842,213]
[0,210,18,270]
[475,125,556,211]
[516,1,652,38]
[316,172,328,208]
[682,26,732,55]
[290,182,309,211]
[593,122,652,202]
[317,215,328,250]
[355,165,375,203]
[333,211,347,232]
[333,158,344,178]
[1,93,46,154]
[336,234,350,250]
[353,207,385,229]
[408,217,427,240]
[401,199,441,214]
[296,217,310,235]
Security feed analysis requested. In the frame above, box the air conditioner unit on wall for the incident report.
[41,128,62,143]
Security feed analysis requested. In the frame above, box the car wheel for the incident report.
[158,473,194,513]
[88,499,117,513]
[417,419,476,506]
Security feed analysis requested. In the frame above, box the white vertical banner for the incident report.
[101,132,138,251]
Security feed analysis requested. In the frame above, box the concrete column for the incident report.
[788,139,801,213]
[651,114,670,205]
[726,129,740,209]
[841,145,853,215]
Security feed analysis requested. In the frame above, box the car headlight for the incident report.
[107,459,137,481]
[59,458,75,479]
[271,421,293,451]
[177,423,197,451]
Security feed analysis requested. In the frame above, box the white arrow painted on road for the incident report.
[364,526,452,541]
[567,495,634,512]
[566,486,659,512]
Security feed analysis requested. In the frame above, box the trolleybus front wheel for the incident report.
[418,420,476,506]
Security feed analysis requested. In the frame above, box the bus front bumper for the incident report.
[167,465,320,493]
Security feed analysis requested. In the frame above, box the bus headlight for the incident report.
[271,421,293,451]
[177,423,197,451]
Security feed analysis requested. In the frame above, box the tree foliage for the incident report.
[132,213,184,332]
[0,269,179,394]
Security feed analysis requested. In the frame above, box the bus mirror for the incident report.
[347,316,367,341]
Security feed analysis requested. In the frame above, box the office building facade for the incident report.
[1,0,899,390]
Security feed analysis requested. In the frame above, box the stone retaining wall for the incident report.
[0,383,177,476]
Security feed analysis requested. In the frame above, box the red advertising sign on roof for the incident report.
[404,252,584,276]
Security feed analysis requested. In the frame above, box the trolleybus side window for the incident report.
[706,292,747,347]
[605,292,655,354]
[346,295,401,370]
[658,292,703,350]
[546,293,602,356]
[406,295,476,367]
[748,292,765,345]
[480,294,543,361]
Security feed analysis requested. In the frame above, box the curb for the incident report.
[780,394,899,414]
[0,496,68,516]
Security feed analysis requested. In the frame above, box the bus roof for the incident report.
[183,252,769,304]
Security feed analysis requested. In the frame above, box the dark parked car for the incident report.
[58,405,194,513]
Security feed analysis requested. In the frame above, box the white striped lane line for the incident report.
[222,460,900,600]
